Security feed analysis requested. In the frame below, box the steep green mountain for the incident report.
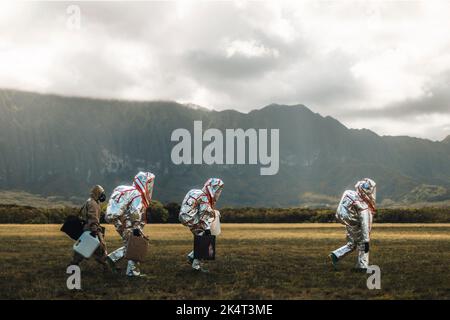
[1,89,449,207]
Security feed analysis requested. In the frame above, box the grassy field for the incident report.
[0,223,449,300]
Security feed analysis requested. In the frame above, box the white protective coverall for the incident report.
[179,178,224,270]
[105,171,155,277]
[331,178,376,269]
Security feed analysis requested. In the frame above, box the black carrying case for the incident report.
[194,234,216,260]
[60,215,85,240]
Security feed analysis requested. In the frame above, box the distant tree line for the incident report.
[1,202,449,224]
[218,207,450,223]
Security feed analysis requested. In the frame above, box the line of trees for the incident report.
[0,202,449,224]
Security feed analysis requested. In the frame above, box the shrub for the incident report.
[164,202,181,223]
[0,204,449,224]
[146,200,169,223]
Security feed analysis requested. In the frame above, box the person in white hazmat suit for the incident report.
[330,178,377,271]
[105,171,155,277]
[179,178,224,272]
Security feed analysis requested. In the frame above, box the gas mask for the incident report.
[98,192,106,203]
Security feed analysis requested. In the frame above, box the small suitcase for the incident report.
[194,234,216,260]
[125,234,149,262]
[61,215,85,240]
[73,231,100,258]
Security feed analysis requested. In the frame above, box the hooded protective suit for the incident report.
[179,178,224,234]
[179,178,224,271]
[105,172,155,277]
[70,185,108,268]
[331,178,376,269]
[84,185,107,232]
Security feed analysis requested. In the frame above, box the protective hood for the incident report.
[133,171,155,207]
[90,185,105,202]
[355,178,376,212]
[202,178,224,206]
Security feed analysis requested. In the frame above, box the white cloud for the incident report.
[350,48,428,108]
[226,40,279,58]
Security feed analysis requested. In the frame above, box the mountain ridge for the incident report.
[443,135,450,144]
[1,87,445,143]
[0,88,449,207]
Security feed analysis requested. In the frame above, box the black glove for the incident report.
[204,229,211,236]
[89,222,99,233]
[364,242,370,253]
[133,228,141,237]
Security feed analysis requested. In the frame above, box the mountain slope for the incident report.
[0,89,449,206]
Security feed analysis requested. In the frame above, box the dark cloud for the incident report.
[183,45,283,80]
[342,71,450,119]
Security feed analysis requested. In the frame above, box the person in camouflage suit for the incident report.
[70,185,108,270]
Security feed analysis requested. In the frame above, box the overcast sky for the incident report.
[0,1,449,140]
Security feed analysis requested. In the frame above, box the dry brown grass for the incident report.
[0,223,449,299]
